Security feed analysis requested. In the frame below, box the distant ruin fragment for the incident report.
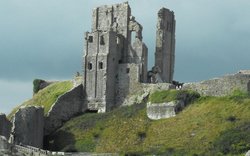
[155,8,175,83]
[83,2,176,113]
[9,106,44,148]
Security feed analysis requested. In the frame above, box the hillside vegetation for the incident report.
[8,81,73,118]
[44,90,250,155]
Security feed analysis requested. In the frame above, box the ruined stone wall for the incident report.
[10,106,44,148]
[183,73,250,96]
[155,8,175,83]
[131,39,148,82]
[119,82,175,106]
[116,63,140,106]
[91,2,131,56]
[0,114,11,140]
[45,84,86,135]
[105,31,120,112]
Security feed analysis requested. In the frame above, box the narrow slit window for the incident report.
[100,35,105,45]
[116,37,120,44]
[99,62,103,69]
[126,68,130,73]
[88,36,93,43]
[88,62,92,70]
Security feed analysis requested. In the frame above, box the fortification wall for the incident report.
[10,106,44,148]
[0,113,11,139]
[183,72,250,96]
[45,84,86,135]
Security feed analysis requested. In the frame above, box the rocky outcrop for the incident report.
[10,106,44,148]
[147,100,184,120]
[0,113,12,139]
[45,84,86,135]
[183,72,250,97]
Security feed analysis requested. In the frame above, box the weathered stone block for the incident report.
[10,106,44,148]
[147,100,184,120]
[0,136,10,150]
[0,114,12,140]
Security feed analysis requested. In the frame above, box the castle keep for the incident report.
[83,2,175,112]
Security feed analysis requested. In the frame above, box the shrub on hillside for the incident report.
[33,79,45,94]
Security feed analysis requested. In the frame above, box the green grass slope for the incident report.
[8,81,73,118]
[45,90,250,155]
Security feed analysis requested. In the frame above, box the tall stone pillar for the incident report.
[155,8,175,83]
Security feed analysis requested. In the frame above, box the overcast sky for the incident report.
[1,0,250,114]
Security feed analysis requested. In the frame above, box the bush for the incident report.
[212,123,250,155]
[137,131,146,141]
[33,79,45,94]
[226,116,236,122]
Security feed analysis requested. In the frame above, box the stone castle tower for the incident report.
[83,2,148,113]
[83,2,175,113]
[155,8,175,83]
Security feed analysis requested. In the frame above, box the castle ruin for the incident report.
[83,2,175,112]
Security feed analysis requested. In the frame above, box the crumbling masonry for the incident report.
[83,2,175,113]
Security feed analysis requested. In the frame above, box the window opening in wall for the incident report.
[113,17,117,22]
[100,35,105,45]
[126,68,130,73]
[99,62,103,69]
[88,62,92,70]
[131,32,136,44]
[88,36,93,43]
[116,37,120,44]
[118,60,122,64]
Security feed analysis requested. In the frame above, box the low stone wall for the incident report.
[0,113,12,139]
[183,72,250,96]
[10,106,44,148]
[45,84,86,135]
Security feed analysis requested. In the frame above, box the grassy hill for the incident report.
[43,90,250,155]
[8,81,73,118]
